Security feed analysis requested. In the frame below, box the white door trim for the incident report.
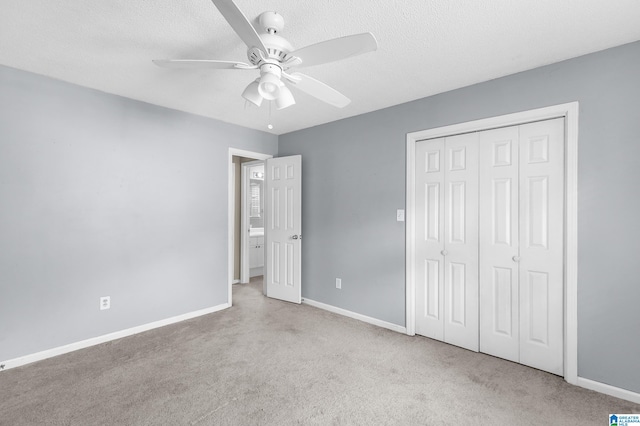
[405,102,579,385]
[228,148,273,307]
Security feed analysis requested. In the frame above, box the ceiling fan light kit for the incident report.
[257,64,282,100]
[274,83,295,110]
[241,79,262,107]
[154,0,378,115]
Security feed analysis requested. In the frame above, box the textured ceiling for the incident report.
[1,0,640,135]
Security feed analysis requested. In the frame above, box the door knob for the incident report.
[292,235,299,240]
[441,250,448,256]
[512,256,520,262]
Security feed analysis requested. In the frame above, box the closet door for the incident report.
[415,138,445,341]
[479,119,565,375]
[443,133,479,351]
[415,134,479,351]
[479,126,521,363]
[518,118,564,375]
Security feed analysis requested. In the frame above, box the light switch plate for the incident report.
[396,209,405,222]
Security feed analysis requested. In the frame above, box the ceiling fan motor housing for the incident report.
[247,33,294,66]
[260,63,282,78]
[247,13,294,67]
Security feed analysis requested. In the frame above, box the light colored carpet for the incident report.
[1,277,638,425]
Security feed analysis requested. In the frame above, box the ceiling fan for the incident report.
[153,0,378,110]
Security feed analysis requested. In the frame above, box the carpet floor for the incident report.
[1,277,638,425]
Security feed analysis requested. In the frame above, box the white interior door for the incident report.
[518,118,564,375]
[415,138,445,341]
[479,119,564,374]
[443,133,479,351]
[415,134,479,351]
[479,126,521,363]
[265,155,302,304]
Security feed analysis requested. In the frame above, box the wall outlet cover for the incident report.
[100,296,111,310]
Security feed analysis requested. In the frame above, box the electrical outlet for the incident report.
[336,278,342,289]
[100,296,110,310]
[396,209,405,222]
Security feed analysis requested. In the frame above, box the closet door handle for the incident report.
[441,250,448,256]
[512,256,520,263]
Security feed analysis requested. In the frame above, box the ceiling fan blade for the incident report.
[153,59,255,69]
[290,33,378,68]
[210,0,268,53]
[285,72,351,108]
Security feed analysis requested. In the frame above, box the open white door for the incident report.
[265,155,302,304]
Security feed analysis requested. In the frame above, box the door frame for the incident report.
[405,102,579,385]
[228,148,273,307]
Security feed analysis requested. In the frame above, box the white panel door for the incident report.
[518,118,564,375]
[479,126,521,363]
[265,155,301,304]
[443,133,479,352]
[479,119,565,375]
[415,134,479,351]
[415,138,445,341]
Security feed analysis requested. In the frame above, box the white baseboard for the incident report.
[302,298,406,334]
[577,377,640,404]
[0,302,230,372]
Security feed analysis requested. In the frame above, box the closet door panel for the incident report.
[415,138,445,340]
[479,126,520,363]
[443,133,479,352]
[518,118,564,375]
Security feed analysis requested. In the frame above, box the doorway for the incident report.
[242,161,266,283]
[228,149,272,307]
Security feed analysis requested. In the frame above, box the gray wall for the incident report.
[279,41,640,393]
[0,65,277,361]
